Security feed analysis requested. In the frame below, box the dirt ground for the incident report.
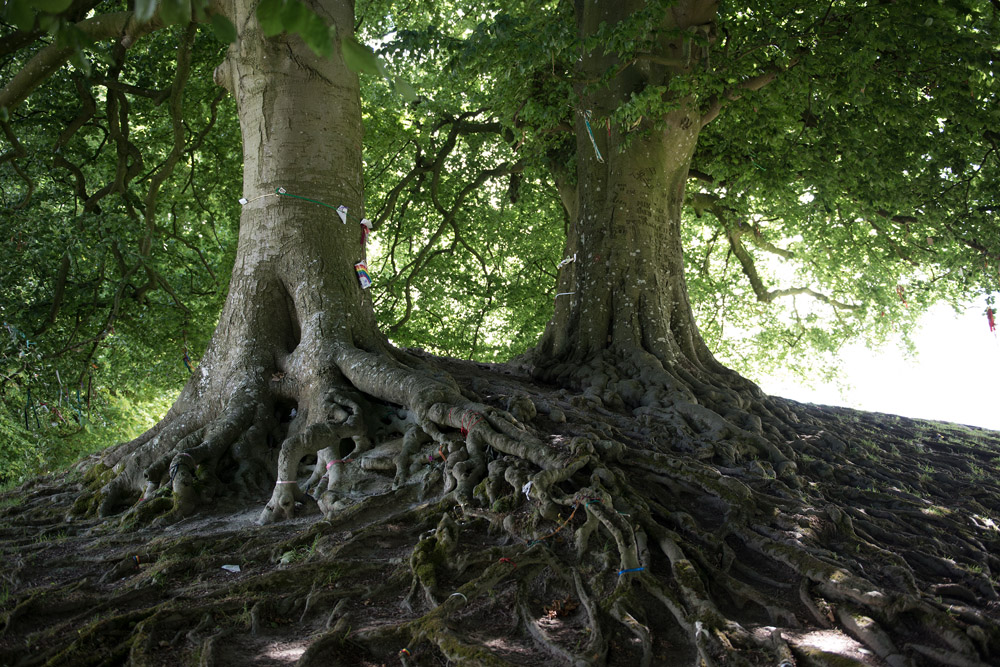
[1,356,999,666]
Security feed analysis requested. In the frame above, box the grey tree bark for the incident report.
[530,0,765,425]
[88,0,460,523]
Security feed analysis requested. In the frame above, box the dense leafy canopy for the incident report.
[1,14,239,479]
[366,0,999,376]
[2,0,998,481]
[689,0,1000,375]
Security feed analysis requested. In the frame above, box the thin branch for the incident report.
[745,229,795,260]
[5,158,34,209]
[97,79,171,104]
[726,229,859,310]
[55,75,98,149]
[143,24,197,237]
[0,119,33,208]
[376,115,525,334]
[877,202,1000,266]
[876,209,918,225]
[688,169,715,183]
[35,253,71,337]
[867,219,918,266]
[634,52,686,68]
[0,12,165,112]
[693,193,858,310]
[770,286,861,310]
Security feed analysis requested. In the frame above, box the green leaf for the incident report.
[299,15,332,58]
[4,0,35,31]
[133,0,157,23]
[37,12,56,31]
[30,0,73,14]
[302,21,333,58]
[54,22,88,50]
[279,0,309,36]
[393,76,418,102]
[192,0,208,22]
[341,37,381,77]
[210,14,238,44]
[68,48,91,76]
[256,0,283,37]
[255,0,332,57]
[0,107,9,123]
[158,0,191,26]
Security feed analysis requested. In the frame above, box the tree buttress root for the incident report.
[2,353,999,666]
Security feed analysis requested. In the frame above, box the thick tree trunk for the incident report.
[84,0,572,527]
[539,107,709,365]
[89,0,445,521]
[534,0,732,399]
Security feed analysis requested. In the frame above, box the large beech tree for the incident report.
[372,0,999,379]
[0,0,543,522]
[2,0,1000,665]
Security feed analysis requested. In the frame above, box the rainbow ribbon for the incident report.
[355,261,372,289]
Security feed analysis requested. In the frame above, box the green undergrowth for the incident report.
[0,386,175,489]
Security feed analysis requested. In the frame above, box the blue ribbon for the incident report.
[582,110,605,163]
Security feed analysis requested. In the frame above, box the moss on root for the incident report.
[3,355,1000,667]
[67,463,115,517]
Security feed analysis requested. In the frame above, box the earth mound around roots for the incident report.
[1,355,999,666]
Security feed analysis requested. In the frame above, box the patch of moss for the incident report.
[119,497,174,531]
[44,611,141,666]
[410,537,448,591]
[68,464,116,517]
[673,559,707,597]
[69,491,102,517]
[437,634,510,666]
[490,495,515,514]
[81,463,114,491]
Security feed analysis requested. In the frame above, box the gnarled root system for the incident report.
[2,353,999,666]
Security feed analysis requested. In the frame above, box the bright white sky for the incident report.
[757,301,1000,431]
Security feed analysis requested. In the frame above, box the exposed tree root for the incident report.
[2,353,1000,666]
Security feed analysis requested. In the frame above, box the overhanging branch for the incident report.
[726,229,859,310]
[375,115,525,334]
[691,193,858,311]
[0,12,165,113]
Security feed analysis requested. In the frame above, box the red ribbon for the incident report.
[448,408,484,437]
[896,285,909,309]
